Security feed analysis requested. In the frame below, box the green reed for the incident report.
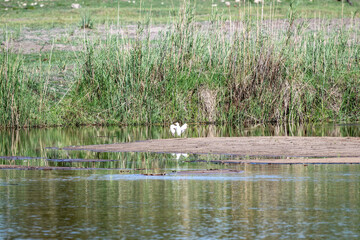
[0,51,41,128]
[70,3,360,125]
[0,2,359,128]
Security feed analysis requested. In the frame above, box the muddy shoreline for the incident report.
[2,18,359,54]
[1,137,360,170]
[64,137,360,164]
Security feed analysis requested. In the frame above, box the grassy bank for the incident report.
[0,2,360,128]
[1,0,358,28]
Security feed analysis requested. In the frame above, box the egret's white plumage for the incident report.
[170,123,177,136]
[171,153,189,160]
[170,122,187,137]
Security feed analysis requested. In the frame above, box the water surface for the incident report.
[0,165,359,239]
[0,123,359,239]
[1,123,359,168]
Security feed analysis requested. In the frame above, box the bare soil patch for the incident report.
[207,158,360,165]
[65,137,360,163]
[175,169,244,174]
[1,18,359,54]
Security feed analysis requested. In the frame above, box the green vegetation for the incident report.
[0,52,44,127]
[0,0,358,27]
[79,12,94,29]
[0,0,359,128]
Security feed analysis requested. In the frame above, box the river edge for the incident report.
[65,136,360,156]
[62,136,360,164]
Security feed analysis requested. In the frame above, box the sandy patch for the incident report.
[207,158,360,164]
[1,18,359,54]
[64,137,360,163]
[1,39,77,54]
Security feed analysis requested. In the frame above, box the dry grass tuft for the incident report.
[198,86,218,122]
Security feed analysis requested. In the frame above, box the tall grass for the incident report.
[0,51,44,128]
[1,2,359,128]
[70,3,360,125]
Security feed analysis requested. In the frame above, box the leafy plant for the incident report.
[79,12,94,29]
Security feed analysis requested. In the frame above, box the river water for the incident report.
[0,123,359,239]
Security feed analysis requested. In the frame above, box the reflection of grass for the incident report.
[0,123,359,168]
[0,151,219,170]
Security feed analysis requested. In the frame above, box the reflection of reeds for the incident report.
[1,164,358,239]
[1,123,359,168]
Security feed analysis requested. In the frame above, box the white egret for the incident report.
[171,153,189,160]
[170,122,188,137]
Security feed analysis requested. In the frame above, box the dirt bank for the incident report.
[64,136,360,163]
[2,18,359,54]
[204,158,360,164]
